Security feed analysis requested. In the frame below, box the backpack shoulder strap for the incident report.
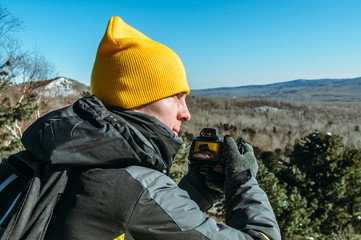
[0,151,37,231]
[1,151,71,240]
[7,151,37,177]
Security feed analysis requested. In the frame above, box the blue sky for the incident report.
[1,0,361,89]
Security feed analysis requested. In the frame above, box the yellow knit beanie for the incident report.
[91,16,190,109]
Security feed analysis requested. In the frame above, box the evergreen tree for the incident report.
[340,147,361,234]
[289,131,356,237]
[0,61,19,157]
[256,148,314,239]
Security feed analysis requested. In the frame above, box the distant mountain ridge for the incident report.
[31,76,361,102]
[189,77,361,102]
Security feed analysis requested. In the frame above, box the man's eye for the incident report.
[176,93,185,99]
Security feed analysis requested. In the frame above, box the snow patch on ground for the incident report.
[253,105,305,119]
[41,77,78,98]
[253,106,284,113]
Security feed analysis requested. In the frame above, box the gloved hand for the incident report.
[223,135,258,177]
[178,163,225,212]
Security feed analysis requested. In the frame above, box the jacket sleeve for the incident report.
[125,167,281,240]
[225,170,281,239]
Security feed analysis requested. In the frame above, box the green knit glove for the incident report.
[224,136,258,177]
[178,163,224,211]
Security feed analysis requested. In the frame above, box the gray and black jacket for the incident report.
[20,96,281,240]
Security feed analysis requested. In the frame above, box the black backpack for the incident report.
[0,151,70,240]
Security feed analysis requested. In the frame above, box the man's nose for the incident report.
[179,102,191,122]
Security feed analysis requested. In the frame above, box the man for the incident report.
[20,17,280,239]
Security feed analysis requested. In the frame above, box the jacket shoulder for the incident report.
[125,165,167,188]
[125,165,206,229]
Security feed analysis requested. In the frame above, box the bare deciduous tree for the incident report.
[0,5,55,159]
[0,6,22,39]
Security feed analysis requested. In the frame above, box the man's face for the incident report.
[132,92,191,136]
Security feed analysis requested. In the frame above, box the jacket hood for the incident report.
[21,95,182,174]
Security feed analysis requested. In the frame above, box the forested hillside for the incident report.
[173,97,361,239]
[182,97,361,151]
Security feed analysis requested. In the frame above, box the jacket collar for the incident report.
[21,96,182,174]
[107,106,182,174]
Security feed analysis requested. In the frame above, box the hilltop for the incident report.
[33,77,90,99]
[190,77,361,102]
